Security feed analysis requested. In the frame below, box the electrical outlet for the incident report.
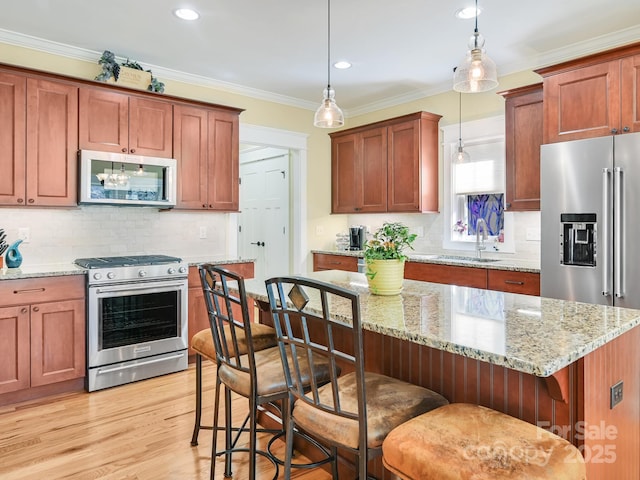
[199,226,207,239]
[315,226,325,236]
[18,227,31,243]
[414,226,425,237]
[525,228,540,241]
[610,380,623,409]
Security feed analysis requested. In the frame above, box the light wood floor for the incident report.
[0,362,332,480]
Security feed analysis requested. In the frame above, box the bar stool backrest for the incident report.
[199,264,257,384]
[265,276,368,455]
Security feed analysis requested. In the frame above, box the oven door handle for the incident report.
[97,352,186,374]
[94,282,187,295]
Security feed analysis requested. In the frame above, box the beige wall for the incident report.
[0,41,542,267]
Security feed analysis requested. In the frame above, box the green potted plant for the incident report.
[364,222,417,295]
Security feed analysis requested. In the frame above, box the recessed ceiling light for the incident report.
[455,6,481,19]
[334,61,352,69]
[174,8,200,20]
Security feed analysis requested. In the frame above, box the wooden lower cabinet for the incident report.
[487,269,540,296]
[0,276,85,399]
[404,262,488,289]
[313,253,359,272]
[187,262,255,356]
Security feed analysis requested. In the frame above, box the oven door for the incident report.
[87,278,188,369]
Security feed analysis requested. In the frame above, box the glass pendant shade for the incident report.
[453,0,498,93]
[454,91,470,163]
[314,87,344,128]
[455,143,470,163]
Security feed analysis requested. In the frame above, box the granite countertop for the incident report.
[243,270,640,378]
[312,249,540,273]
[0,257,255,281]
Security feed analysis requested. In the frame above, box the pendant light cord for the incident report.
[458,91,463,145]
[327,0,331,90]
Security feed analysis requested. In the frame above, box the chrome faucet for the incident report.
[476,218,488,259]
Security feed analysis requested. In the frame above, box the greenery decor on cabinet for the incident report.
[364,222,417,295]
[95,50,165,93]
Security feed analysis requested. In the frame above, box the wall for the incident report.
[0,41,543,268]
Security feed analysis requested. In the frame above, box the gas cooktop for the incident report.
[74,255,183,269]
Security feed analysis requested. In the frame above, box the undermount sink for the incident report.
[411,254,500,263]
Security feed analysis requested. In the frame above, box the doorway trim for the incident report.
[234,123,309,275]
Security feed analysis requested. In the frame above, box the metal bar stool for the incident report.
[265,275,449,480]
[199,265,335,480]
[382,403,586,479]
[189,315,277,446]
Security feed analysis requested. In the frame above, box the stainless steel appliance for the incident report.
[349,226,366,250]
[75,255,189,391]
[78,149,177,208]
[541,132,640,308]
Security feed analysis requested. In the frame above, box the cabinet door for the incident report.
[30,299,85,387]
[359,127,387,212]
[0,71,26,206]
[26,78,78,206]
[129,96,173,157]
[174,105,208,209]
[387,120,420,212]
[0,305,30,394]
[543,61,621,143]
[331,133,359,213]
[207,110,239,211]
[504,86,543,211]
[79,87,129,153]
[621,54,640,134]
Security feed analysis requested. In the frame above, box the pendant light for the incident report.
[455,91,470,163]
[453,0,498,93]
[314,0,344,128]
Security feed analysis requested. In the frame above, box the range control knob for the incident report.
[93,272,103,280]
[138,269,147,278]
[107,272,116,280]
[168,267,176,274]
[179,266,187,274]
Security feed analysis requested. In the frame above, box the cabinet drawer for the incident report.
[405,262,487,288]
[188,262,255,288]
[0,276,85,307]
[487,270,540,296]
[313,254,358,272]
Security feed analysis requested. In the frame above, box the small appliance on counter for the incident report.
[349,225,367,251]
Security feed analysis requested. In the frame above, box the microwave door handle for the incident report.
[602,168,610,297]
[614,167,624,298]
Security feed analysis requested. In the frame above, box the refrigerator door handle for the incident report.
[602,168,610,297]
[614,167,624,298]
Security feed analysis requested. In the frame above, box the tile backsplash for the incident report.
[0,206,232,266]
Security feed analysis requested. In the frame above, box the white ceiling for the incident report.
[1,0,639,116]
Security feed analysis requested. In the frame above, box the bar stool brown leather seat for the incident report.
[265,275,449,480]
[382,403,586,480]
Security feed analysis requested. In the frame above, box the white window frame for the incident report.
[442,115,515,253]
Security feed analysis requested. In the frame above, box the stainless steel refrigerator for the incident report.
[541,132,640,308]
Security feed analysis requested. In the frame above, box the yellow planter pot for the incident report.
[365,258,405,296]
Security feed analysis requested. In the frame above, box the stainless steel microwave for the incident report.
[78,150,177,207]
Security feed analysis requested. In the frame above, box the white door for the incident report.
[238,153,290,280]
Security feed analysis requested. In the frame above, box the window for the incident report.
[442,115,514,253]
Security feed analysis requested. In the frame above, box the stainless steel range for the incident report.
[75,255,189,392]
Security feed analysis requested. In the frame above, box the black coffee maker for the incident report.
[349,226,366,251]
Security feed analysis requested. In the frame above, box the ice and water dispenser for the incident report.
[559,213,597,267]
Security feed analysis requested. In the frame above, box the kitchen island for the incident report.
[243,270,640,480]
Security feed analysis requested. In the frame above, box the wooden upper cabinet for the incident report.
[499,84,543,211]
[0,71,77,207]
[330,111,441,213]
[620,54,640,134]
[536,42,640,143]
[79,87,173,157]
[173,105,240,211]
